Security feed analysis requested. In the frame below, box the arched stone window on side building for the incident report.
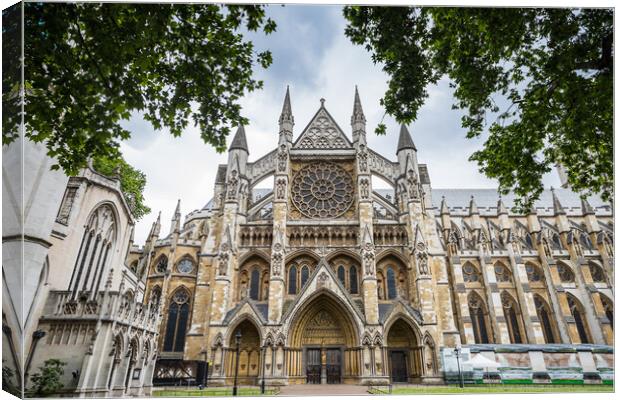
[163,287,191,352]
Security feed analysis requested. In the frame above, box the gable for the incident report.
[293,106,352,150]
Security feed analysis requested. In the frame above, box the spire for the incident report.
[440,196,450,215]
[151,211,161,238]
[170,199,181,234]
[469,195,479,215]
[351,85,366,124]
[279,85,293,123]
[396,124,416,153]
[228,125,249,153]
[551,187,565,215]
[581,197,595,215]
[497,196,508,215]
[174,198,181,217]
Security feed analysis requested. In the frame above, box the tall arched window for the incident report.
[468,292,490,343]
[462,263,481,283]
[494,263,512,283]
[288,266,297,295]
[300,265,309,288]
[155,256,168,274]
[525,263,543,282]
[68,204,116,298]
[386,267,397,299]
[589,263,607,283]
[337,265,346,286]
[601,295,613,330]
[567,294,590,343]
[163,288,190,352]
[534,295,556,343]
[501,292,523,344]
[349,266,358,294]
[250,269,260,300]
[557,263,575,283]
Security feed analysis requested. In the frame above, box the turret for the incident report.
[351,85,366,143]
[226,125,249,204]
[279,86,294,143]
[396,124,419,175]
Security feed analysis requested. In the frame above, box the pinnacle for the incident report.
[229,125,249,153]
[469,195,479,215]
[352,85,366,123]
[550,187,566,215]
[397,124,416,153]
[279,85,293,123]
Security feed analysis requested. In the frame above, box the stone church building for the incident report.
[132,87,614,387]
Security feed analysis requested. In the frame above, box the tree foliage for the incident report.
[28,359,66,396]
[344,7,613,210]
[92,155,151,220]
[2,362,21,397]
[3,3,275,175]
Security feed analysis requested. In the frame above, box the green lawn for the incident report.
[153,387,278,397]
[373,384,614,395]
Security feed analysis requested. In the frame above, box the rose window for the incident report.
[291,162,354,218]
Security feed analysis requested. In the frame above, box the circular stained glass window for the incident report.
[291,162,354,219]
[177,259,194,274]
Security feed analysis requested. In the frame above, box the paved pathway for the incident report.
[278,384,369,396]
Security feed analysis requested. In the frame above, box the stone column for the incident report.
[506,242,545,344]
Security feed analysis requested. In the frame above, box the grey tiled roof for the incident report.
[431,188,611,216]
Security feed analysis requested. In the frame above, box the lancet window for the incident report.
[567,294,591,344]
[163,287,191,352]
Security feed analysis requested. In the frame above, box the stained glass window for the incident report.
[155,256,168,274]
[462,263,481,283]
[250,269,260,300]
[349,266,358,294]
[387,267,397,299]
[557,263,574,283]
[337,265,346,286]
[177,259,194,274]
[525,263,542,282]
[291,163,354,219]
[164,288,190,352]
[301,265,309,288]
[288,266,297,295]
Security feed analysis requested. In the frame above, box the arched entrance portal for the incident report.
[288,294,361,384]
[386,318,421,383]
[226,320,261,385]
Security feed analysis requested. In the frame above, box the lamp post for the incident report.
[454,345,464,388]
[232,330,242,396]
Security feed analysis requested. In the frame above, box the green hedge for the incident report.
[551,379,584,385]
[501,379,533,384]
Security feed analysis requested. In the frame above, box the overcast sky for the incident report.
[120,5,562,244]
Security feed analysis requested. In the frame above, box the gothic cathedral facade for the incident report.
[133,88,614,387]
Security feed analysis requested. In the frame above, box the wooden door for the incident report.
[390,351,408,383]
[325,349,341,384]
[306,348,321,384]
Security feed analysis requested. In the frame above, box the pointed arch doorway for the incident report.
[385,318,422,383]
[288,293,360,384]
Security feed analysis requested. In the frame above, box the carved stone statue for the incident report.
[407,169,420,200]
[277,145,287,172]
[227,170,239,200]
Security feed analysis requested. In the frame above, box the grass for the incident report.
[153,387,279,397]
[381,384,614,395]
